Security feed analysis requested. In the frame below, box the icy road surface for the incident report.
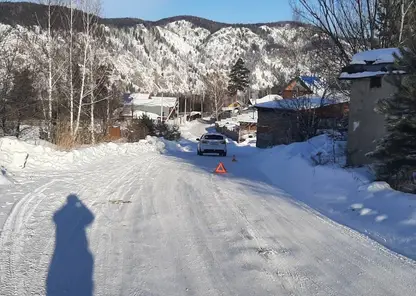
[0,145,416,295]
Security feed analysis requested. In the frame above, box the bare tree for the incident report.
[67,0,75,134]
[35,0,66,139]
[204,71,227,121]
[291,0,380,64]
[399,0,415,44]
[73,0,102,139]
[271,77,347,142]
[394,0,416,45]
[273,97,322,141]
[292,0,416,62]
[376,0,416,46]
[0,26,16,135]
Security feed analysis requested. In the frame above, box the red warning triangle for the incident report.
[214,162,227,174]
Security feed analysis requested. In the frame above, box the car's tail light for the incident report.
[221,140,226,144]
[202,140,208,144]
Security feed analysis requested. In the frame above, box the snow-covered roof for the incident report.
[299,76,326,97]
[250,94,282,105]
[339,48,405,79]
[124,93,150,105]
[132,110,160,120]
[126,93,149,104]
[255,95,349,110]
[149,97,178,108]
[300,76,322,89]
[339,70,405,79]
[124,93,177,108]
[130,96,177,108]
[351,48,401,65]
[236,111,257,123]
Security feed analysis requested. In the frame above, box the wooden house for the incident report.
[254,97,349,148]
[282,76,323,99]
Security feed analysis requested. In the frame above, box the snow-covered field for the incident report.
[0,121,415,295]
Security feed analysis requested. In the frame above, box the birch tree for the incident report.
[0,27,20,135]
[37,1,62,139]
[33,0,68,140]
[68,0,75,133]
[73,0,102,139]
[377,0,415,46]
[204,71,227,121]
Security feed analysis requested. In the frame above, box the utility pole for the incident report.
[160,92,164,122]
[201,88,205,116]
[184,96,187,122]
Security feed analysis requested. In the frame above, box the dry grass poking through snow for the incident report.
[53,121,114,151]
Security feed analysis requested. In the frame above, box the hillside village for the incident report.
[1,1,416,295]
[120,47,405,185]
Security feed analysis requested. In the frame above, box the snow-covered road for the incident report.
[0,132,415,295]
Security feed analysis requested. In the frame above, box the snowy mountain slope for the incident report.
[0,2,322,95]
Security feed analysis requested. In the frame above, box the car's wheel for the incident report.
[197,149,202,156]
[223,152,227,157]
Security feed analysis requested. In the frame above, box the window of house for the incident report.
[370,77,382,88]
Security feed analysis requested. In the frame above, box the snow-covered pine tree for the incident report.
[368,43,416,192]
[227,58,250,98]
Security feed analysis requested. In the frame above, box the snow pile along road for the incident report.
[0,136,166,172]
[253,134,416,260]
[0,174,11,186]
[0,135,167,237]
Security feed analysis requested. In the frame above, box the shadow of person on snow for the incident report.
[46,194,95,296]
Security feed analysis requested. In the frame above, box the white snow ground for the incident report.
[0,121,415,296]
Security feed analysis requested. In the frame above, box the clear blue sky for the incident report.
[102,0,293,23]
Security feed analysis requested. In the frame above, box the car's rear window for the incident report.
[204,135,224,140]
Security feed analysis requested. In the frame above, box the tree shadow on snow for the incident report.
[46,194,95,296]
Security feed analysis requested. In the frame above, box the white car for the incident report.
[196,133,227,156]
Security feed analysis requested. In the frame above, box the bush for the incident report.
[127,118,149,143]
[53,121,102,149]
[155,121,181,141]
[126,114,181,142]
[139,114,156,135]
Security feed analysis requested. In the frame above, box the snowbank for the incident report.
[0,174,11,186]
[0,136,166,172]
[254,135,416,260]
[179,120,210,140]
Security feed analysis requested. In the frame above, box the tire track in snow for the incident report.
[1,148,416,295]
[0,154,159,296]
[207,174,296,294]
[0,178,59,295]
[85,154,159,296]
[77,158,146,296]
[213,181,328,295]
